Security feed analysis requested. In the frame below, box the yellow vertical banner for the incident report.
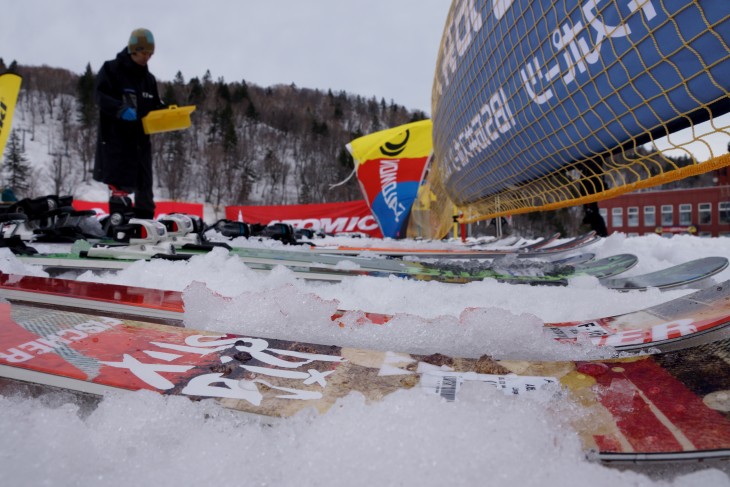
[0,73,23,159]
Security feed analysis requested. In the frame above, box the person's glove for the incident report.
[119,107,137,121]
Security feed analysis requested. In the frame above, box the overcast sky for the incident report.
[2,0,451,114]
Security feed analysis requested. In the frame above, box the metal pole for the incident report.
[495,195,503,238]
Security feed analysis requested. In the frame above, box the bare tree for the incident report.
[200,144,227,210]
[49,151,72,195]
[155,131,191,200]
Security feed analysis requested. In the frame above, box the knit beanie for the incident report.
[128,28,155,54]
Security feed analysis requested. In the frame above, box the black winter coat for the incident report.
[93,48,162,188]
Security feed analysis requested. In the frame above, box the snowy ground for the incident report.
[1,232,730,486]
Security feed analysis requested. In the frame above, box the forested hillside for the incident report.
[2,59,714,237]
[0,59,427,210]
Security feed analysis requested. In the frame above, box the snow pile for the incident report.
[0,234,729,485]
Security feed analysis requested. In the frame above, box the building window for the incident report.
[679,203,692,226]
[599,208,607,222]
[612,208,623,228]
[661,205,673,226]
[643,206,655,227]
[720,202,730,225]
[699,203,712,225]
[627,207,639,227]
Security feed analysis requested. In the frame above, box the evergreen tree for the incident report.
[409,110,428,122]
[187,77,204,104]
[158,130,188,200]
[76,63,96,128]
[217,79,231,103]
[245,101,259,120]
[174,71,185,85]
[167,71,184,104]
[202,69,212,85]
[337,147,353,168]
[220,102,237,153]
[162,84,178,105]
[2,130,31,196]
[232,80,249,103]
[311,118,328,137]
[74,62,98,180]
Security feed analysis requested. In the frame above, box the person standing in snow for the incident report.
[93,28,163,231]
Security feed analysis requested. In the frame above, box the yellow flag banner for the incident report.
[346,119,433,165]
[0,73,22,159]
[345,120,433,238]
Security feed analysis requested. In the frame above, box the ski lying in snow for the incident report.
[15,249,637,285]
[292,231,600,259]
[177,237,599,277]
[1,273,729,353]
[15,247,726,291]
[544,279,730,351]
[0,273,187,325]
[163,215,595,275]
[599,257,730,291]
[2,300,730,463]
[463,232,562,249]
[180,247,635,283]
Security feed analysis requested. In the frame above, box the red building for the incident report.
[598,185,730,237]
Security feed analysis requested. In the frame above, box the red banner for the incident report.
[225,201,382,237]
[73,201,204,219]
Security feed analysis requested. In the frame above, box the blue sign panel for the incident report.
[433,0,730,205]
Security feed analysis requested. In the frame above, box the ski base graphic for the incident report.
[2,301,730,463]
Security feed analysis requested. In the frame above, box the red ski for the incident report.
[2,300,730,462]
[0,273,728,352]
